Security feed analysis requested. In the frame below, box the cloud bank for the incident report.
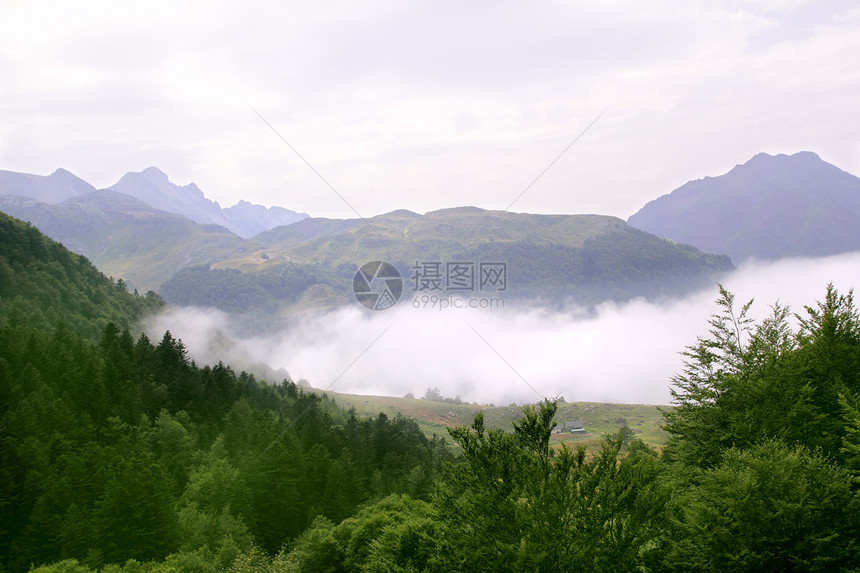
[144,251,860,406]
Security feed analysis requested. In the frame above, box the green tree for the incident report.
[433,400,666,572]
[840,392,860,484]
[92,443,180,565]
[663,284,859,467]
[285,495,436,573]
[655,439,860,572]
[242,430,306,552]
[795,283,860,459]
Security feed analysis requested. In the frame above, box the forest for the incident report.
[1,211,860,572]
[158,263,351,315]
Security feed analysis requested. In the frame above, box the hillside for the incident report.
[1,165,732,309]
[325,390,669,447]
[171,207,731,314]
[0,210,164,340]
[248,207,614,261]
[628,151,860,261]
[252,207,632,260]
[0,191,251,292]
[4,208,860,571]
[0,212,446,570]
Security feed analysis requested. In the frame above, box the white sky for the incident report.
[2,0,858,219]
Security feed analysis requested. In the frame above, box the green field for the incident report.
[322,390,670,449]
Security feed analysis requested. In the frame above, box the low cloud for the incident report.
[143,251,860,406]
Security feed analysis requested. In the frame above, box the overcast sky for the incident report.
[2,0,858,220]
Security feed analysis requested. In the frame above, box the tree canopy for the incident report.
[3,208,859,571]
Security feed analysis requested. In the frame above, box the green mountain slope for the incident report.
[0,210,164,340]
[169,207,731,313]
[0,191,251,292]
[251,207,625,264]
[0,217,446,570]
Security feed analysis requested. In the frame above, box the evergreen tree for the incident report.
[655,440,860,572]
[663,284,860,466]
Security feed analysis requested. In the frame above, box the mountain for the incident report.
[0,167,731,312]
[0,167,95,203]
[0,166,310,239]
[0,191,249,292]
[223,199,308,238]
[161,207,732,315]
[107,167,308,238]
[252,207,661,262]
[107,167,239,233]
[252,206,731,276]
[0,206,445,571]
[0,209,164,339]
[0,166,313,289]
[627,151,860,262]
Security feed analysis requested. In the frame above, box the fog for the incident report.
[143,252,860,406]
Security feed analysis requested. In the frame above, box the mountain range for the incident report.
[627,151,860,262]
[0,166,308,239]
[4,151,860,315]
[157,207,731,316]
[0,190,248,290]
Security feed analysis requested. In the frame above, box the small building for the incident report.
[553,420,586,434]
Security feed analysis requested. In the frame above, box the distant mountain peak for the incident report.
[425,206,495,217]
[377,208,421,218]
[784,150,818,160]
[628,151,860,261]
[0,167,95,204]
[223,199,308,238]
[183,182,208,202]
[108,168,238,234]
[739,151,836,172]
[141,166,169,180]
[2,165,311,244]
